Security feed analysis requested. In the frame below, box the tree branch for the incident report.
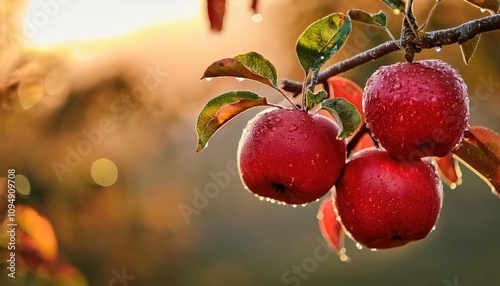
[282,14,500,94]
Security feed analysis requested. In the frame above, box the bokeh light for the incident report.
[91,158,118,187]
[15,174,31,197]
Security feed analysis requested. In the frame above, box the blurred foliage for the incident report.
[0,0,499,285]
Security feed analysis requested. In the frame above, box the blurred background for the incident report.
[0,0,499,285]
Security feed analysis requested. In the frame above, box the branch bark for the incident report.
[282,14,500,94]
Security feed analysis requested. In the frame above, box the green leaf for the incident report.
[463,0,499,15]
[306,90,328,110]
[452,126,500,197]
[348,9,387,27]
[196,91,268,152]
[320,98,361,139]
[460,34,481,65]
[296,13,351,72]
[201,52,278,87]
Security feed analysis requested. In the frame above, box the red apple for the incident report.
[238,108,347,205]
[334,148,443,249]
[363,59,469,159]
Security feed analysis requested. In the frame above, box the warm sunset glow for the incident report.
[23,0,201,46]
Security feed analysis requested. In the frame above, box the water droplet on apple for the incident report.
[259,196,265,201]
[205,77,212,81]
[289,124,298,131]
[272,127,277,131]
[450,182,457,189]
[301,203,307,207]
[265,197,271,202]
[399,114,404,121]
[355,243,363,250]
[236,77,245,81]
[434,46,442,52]
[393,82,402,90]
[480,8,486,13]
[370,248,378,252]
[431,225,436,231]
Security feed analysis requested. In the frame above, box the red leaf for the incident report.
[351,132,376,153]
[207,0,226,31]
[327,76,365,123]
[452,126,500,197]
[318,196,349,261]
[251,0,258,13]
[435,154,463,189]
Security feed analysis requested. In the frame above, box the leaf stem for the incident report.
[276,88,301,111]
[266,102,286,109]
[301,71,312,111]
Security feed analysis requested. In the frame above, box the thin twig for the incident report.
[419,0,442,32]
[282,14,500,94]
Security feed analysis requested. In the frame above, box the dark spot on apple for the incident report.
[272,183,286,193]
[392,235,403,241]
